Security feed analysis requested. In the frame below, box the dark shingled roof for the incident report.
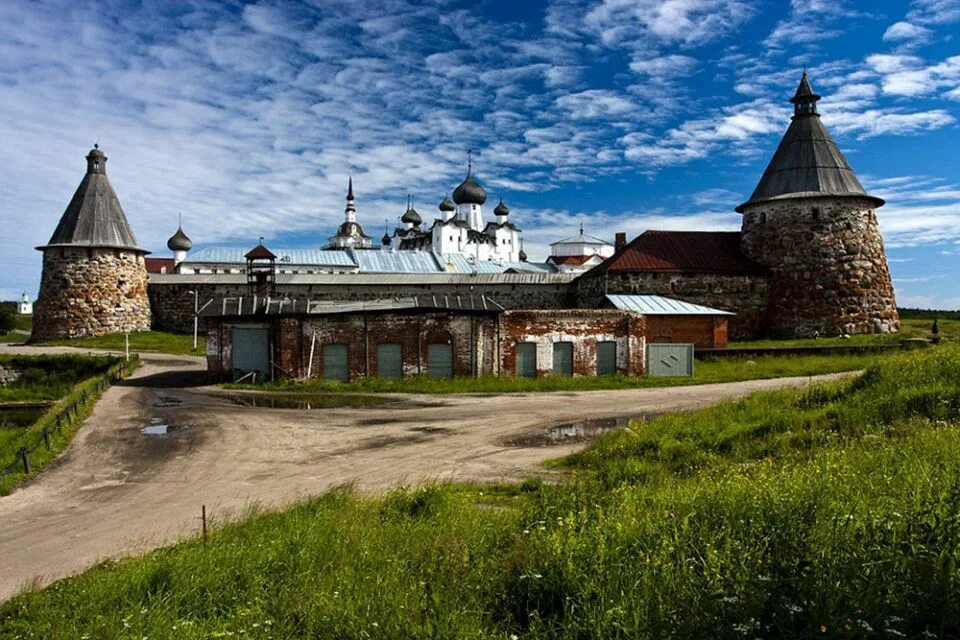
[39,146,146,253]
[588,230,769,276]
[245,243,277,260]
[736,72,883,213]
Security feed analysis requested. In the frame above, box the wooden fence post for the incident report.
[18,447,29,474]
[42,427,50,450]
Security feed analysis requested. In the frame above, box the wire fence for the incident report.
[0,356,140,480]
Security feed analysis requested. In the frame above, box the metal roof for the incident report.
[40,147,145,253]
[151,271,577,286]
[354,251,442,273]
[206,295,505,317]
[185,247,358,267]
[589,230,769,276]
[606,294,734,316]
[736,73,883,212]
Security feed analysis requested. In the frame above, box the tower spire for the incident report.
[344,176,356,222]
[790,70,821,117]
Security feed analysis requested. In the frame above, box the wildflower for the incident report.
[821,626,827,633]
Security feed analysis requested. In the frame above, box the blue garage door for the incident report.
[552,342,573,377]
[597,341,617,376]
[516,342,537,378]
[427,343,453,379]
[232,327,269,382]
[323,344,349,382]
[377,343,403,379]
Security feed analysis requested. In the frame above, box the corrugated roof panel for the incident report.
[606,294,734,316]
[354,251,445,273]
[185,247,358,267]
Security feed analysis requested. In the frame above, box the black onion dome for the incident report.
[519,249,528,262]
[401,207,422,225]
[382,232,392,245]
[452,168,487,205]
[439,194,456,212]
[167,226,193,252]
[494,198,510,216]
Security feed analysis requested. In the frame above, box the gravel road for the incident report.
[0,344,852,602]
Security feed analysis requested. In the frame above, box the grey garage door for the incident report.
[377,343,403,379]
[552,341,573,377]
[323,344,349,382]
[427,343,453,379]
[232,327,269,381]
[597,341,617,376]
[647,343,694,377]
[516,342,537,378]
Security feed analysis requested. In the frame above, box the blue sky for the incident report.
[1,0,959,308]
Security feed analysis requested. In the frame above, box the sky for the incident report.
[1,0,959,309]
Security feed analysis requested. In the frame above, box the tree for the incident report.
[0,305,14,334]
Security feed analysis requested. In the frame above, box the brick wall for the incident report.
[644,315,729,349]
[499,309,645,377]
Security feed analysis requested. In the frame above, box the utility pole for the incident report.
[188,290,199,351]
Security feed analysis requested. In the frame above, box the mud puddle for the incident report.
[506,415,651,447]
[227,394,384,409]
[141,417,189,437]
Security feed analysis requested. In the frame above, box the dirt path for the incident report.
[0,346,853,602]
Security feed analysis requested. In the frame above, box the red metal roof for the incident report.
[547,255,597,266]
[589,231,769,275]
[145,257,175,274]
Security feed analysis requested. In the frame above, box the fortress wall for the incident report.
[33,248,151,340]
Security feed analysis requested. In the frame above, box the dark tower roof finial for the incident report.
[347,176,354,201]
[790,70,821,116]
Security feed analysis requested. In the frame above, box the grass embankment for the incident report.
[732,317,956,348]
[4,345,960,638]
[0,314,32,343]
[37,331,204,357]
[0,355,137,496]
[226,351,890,394]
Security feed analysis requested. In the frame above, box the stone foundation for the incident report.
[740,196,899,337]
[33,247,151,340]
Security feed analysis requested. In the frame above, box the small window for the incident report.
[812,208,820,220]
[759,212,767,224]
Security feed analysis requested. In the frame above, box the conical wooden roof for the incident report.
[736,73,883,212]
[39,146,146,252]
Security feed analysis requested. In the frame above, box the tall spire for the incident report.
[344,176,356,222]
[789,70,821,117]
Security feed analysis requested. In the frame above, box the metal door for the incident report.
[516,342,537,378]
[597,341,617,376]
[232,327,269,381]
[552,341,573,377]
[647,343,694,377]
[377,343,403,379]
[427,343,453,379]
[323,344,349,382]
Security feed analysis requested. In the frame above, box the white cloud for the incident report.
[882,21,932,43]
[867,54,960,97]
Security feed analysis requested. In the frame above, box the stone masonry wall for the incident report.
[150,280,573,333]
[576,271,768,339]
[740,196,899,337]
[33,248,151,340]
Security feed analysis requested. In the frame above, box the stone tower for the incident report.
[33,145,151,340]
[736,73,899,337]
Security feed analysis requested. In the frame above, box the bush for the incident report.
[0,306,14,334]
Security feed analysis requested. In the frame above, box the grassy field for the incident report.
[4,344,959,638]
[227,351,894,394]
[36,330,205,357]
[0,355,135,495]
[731,317,955,348]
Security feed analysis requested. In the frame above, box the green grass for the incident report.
[0,354,117,402]
[731,317,956,348]
[0,355,137,496]
[36,330,205,357]
[4,345,960,638]
[226,351,893,394]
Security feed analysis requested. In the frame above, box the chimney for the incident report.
[615,232,627,251]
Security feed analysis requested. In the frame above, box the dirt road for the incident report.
[0,346,851,602]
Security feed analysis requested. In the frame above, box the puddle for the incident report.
[141,417,189,437]
[227,394,383,410]
[506,416,641,447]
